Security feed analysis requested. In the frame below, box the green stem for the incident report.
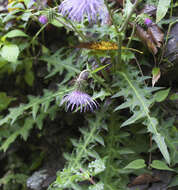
[158,0,175,65]
[127,22,136,48]
[117,0,139,69]
[118,0,140,33]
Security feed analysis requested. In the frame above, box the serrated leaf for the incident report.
[1,44,19,62]
[124,159,146,170]
[32,104,39,120]
[0,118,34,151]
[151,160,174,171]
[153,134,170,164]
[154,88,170,102]
[114,68,170,163]
[93,89,111,101]
[20,118,34,140]
[156,0,171,23]
[0,131,19,152]
[95,135,105,146]
[87,150,100,159]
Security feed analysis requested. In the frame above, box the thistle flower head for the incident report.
[39,15,48,24]
[144,18,152,26]
[61,90,97,112]
[58,0,108,23]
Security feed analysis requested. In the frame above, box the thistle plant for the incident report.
[0,0,176,190]
[58,0,108,23]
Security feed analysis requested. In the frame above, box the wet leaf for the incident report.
[152,67,161,87]
[140,4,157,16]
[147,24,164,48]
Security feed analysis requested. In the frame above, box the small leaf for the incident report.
[1,44,19,62]
[154,88,170,102]
[4,29,28,38]
[151,160,174,171]
[24,70,34,86]
[169,93,178,100]
[95,135,105,146]
[0,92,15,111]
[124,159,146,170]
[152,67,161,87]
[156,0,171,23]
[91,64,110,74]
[32,104,39,120]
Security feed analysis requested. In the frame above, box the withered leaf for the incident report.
[75,41,143,54]
[136,24,158,54]
[128,173,160,187]
[139,4,157,16]
[147,24,164,48]
[76,41,118,50]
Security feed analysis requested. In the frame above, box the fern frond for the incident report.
[112,67,170,164]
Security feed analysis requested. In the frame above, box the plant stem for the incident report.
[117,0,140,69]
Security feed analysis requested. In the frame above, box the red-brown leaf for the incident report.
[147,24,164,48]
[136,24,158,54]
[128,173,161,187]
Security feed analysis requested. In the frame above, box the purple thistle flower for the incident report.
[39,15,48,24]
[58,0,108,23]
[144,18,152,27]
[61,90,98,112]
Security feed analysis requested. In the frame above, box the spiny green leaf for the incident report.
[0,118,34,151]
[153,134,170,165]
[113,67,170,164]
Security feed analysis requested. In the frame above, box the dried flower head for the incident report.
[61,90,97,112]
[144,18,152,27]
[58,0,108,23]
[39,15,48,24]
